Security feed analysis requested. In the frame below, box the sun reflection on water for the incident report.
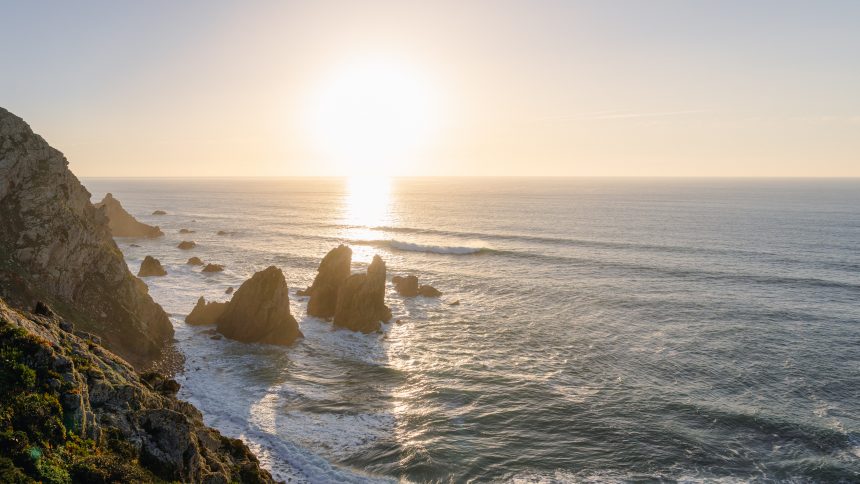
[342,176,393,262]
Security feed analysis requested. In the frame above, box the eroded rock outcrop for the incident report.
[215,266,302,345]
[0,107,173,369]
[94,192,164,238]
[138,255,167,277]
[187,256,204,266]
[202,263,224,273]
[334,255,392,333]
[393,274,441,298]
[0,298,275,483]
[305,245,352,318]
[185,296,227,325]
[178,240,196,250]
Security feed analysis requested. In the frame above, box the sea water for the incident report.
[83,177,860,482]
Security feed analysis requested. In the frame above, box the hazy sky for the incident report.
[2,0,859,177]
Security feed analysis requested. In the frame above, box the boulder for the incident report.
[306,245,352,318]
[93,193,164,238]
[0,107,172,369]
[216,230,228,236]
[225,286,234,294]
[202,263,224,273]
[179,228,195,234]
[177,240,196,250]
[418,285,442,297]
[185,296,227,325]
[392,275,419,297]
[186,256,204,266]
[334,255,392,333]
[138,256,167,277]
[216,266,302,345]
[152,210,167,215]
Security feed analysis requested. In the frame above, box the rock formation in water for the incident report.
[0,298,275,483]
[138,255,167,277]
[225,286,234,294]
[202,263,224,273]
[179,228,195,234]
[187,256,204,266]
[305,244,352,318]
[215,266,302,345]
[178,240,196,250]
[185,296,227,325]
[393,274,442,298]
[216,230,229,236]
[0,107,173,369]
[152,209,167,215]
[94,193,164,238]
[334,255,392,333]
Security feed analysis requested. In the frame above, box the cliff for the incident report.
[0,297,276,483]
[93,193,164,238]
[0,107,173,369]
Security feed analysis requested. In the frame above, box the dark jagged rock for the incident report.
[94,193,164,238]
[0,298,276,483]
[392,275,419,297]
[0,107,172,369]
[187,256,204,266]
[179,228,195,234]
[334,255,392,333]
[225,286,234,294]
[393,274,441,298]
[178,240,196,250]
[185,296,227,326]
[138,255,167,277]
[152,210,167,215]
[306,245,352,318]
[202,263,224,273]
[216,266,302,345]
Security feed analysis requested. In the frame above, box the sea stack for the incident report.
[305,244,352,318]
[215,266,303,345]
[138,255,167,277]
[0,107,172,369]
[334,255,392,333]
[94,192,164,238]
[185,296,227,325]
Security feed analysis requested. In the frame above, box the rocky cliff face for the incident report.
[0,297,276,483]
[0,107,173,369]
[93,193,164,238]
[334,255,392,333]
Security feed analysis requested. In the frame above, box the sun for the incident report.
[308,59,436,174]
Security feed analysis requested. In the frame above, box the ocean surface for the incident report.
[83,177,860,483]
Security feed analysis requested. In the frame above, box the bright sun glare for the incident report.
[309,60,436,174]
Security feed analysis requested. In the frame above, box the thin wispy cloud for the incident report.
[539,109,708,122]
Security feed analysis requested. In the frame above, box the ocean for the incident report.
[82,177,860,483]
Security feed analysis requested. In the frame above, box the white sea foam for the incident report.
[355,238,491,255]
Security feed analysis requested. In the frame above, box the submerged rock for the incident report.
[179,228,195,234]
[216,230,229,236]
[202,263,224,273]
[186,256,204,266]
[94,193,164,238]
[0,107,172,369]
[138,255,167,277]
[0,297,274,483]
[418,285,442,297]
[306,245,352,318]
[216,266,302,345]
[177,240,196,250]
[185,296,227,325]
[334,255,392,333]
[225,286,234,294]
[152,209,167,215]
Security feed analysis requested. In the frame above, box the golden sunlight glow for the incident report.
[342,176,393,263]
[308,60,437,174]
